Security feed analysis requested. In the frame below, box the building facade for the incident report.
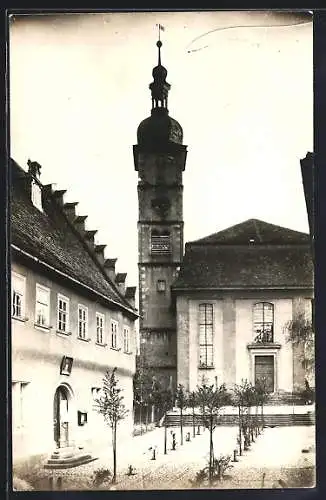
[173,219,314,393]
[11,159,138,465]
[134,40,187,390]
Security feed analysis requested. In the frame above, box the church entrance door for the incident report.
[255,355,274,393]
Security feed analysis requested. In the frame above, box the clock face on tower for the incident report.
[170,126,182,143]
[151,196,171,219]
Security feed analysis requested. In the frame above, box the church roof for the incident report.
[173,219,313,290]
[191,218,310,245]
[10,159,138,317]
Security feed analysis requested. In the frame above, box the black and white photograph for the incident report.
[8,10,314,491]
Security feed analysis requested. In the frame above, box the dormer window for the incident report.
[31,179,43,212]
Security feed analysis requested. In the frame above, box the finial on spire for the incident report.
[150,25,170,112]
[156,24,165,65]
[157,40,162,65]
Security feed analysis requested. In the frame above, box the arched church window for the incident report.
[198,303,214,368]
[253,302,274,343]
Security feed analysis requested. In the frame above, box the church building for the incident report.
[134,40,314,396]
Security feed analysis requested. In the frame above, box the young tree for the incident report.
[175,384,187,445]
[255,377,269,430]
[243,383,256,445]
[133,367,155,433]
[159,388,174,454]
[94,368,128,484]
[196,381,230,485]
[232,379,252,454]
[188,391,198,438]
[284,312,315,389]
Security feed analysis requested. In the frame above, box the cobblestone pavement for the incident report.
[45,424,315,491]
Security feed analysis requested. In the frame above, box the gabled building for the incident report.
[10,158,138,466]
[172,219,314,393]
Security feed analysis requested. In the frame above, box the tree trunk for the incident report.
[140,403,143,436]
[192,406,195,438]
[180,407,183,445]
[112,422,117,484]
[145,405,149,431]
[209,415,214,485]
[164,414,167,455]
[238,405,242,456]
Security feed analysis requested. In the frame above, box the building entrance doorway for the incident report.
[255,355,274,393]
[53,385,71,448]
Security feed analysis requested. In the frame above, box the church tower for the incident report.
[133,39,187,390]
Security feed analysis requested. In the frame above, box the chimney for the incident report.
[84,230,97,251]
[27,158,41,180]
[94,244,106,267]
[115,273,127,296]
[104,258,117,282]
[73,215,87,235]
[52,189,67,207]
[27,159,43,212]
[63,202,79,221]
[125,286,136,309]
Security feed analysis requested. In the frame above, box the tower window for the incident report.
[157,280,166,292]
[151,229,171,254]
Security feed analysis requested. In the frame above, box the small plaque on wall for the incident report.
[60,356,73,375]
[78,411,88,426]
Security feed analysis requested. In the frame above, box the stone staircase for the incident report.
[265,392,308,406]
[44,446,98,470]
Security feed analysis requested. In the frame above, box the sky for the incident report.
[9,10,313,288]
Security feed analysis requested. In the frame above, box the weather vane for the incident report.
[156,23,165,42]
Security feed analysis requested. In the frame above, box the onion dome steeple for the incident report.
[136,39,183,149]
[150,40,171,111]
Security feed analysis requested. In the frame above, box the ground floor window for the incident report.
[12,381,28,431]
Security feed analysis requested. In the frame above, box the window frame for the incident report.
[11,272,26,320]
[35,283,51,328]
[12,380,29,431]
[123,325,131,353]
[77,304,88,340]
[157,279,167,293]
[96,312,105,345]
[198,303,214,368]
[110,319,119,350]
[253,302,274,343]
[57,293,70,334]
